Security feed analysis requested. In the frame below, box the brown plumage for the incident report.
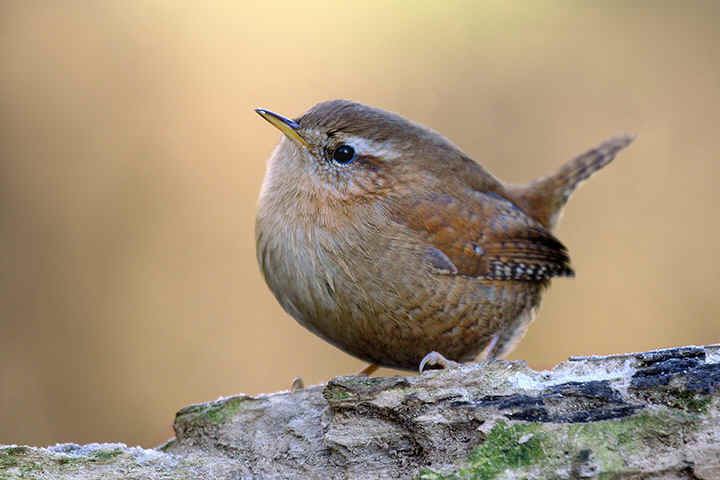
[255,100,633,371]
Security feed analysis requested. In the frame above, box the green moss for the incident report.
[564,411,667,472]
[418,469,458,480]
[18,463,43,475]
[157,438,177,452]
[670,391,712,413]
[418,408,704,480]
[467,423,546,479]
[324,386,354,402]
[419,422,547,480]
[176,403,206,416]
[634,387,714,414]
[0,447,30,469]
[2,447,29,457]
[685,395,712,413]
[0,452,19,469]
[91,448,123,462]
[56,456,81,466]
[0,448,46,477]
[177,395,253,426]
[204,397,249,424]
[323,376,413,406]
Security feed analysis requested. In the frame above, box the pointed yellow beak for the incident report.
[255,108,309,148]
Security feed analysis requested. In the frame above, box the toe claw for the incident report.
[419,351,459,373]
[418,352,435,373]
[290,377,305,392]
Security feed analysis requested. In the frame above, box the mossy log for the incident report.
[2,345,720,479]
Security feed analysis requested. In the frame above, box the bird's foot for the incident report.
[290,377,305,392]
[418,351,460,373]
[358,363,379,376]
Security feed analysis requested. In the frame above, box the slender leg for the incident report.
[418,351,460,373]
[358,363,379,376]
[484,308,536,360]
[480,334,500,359]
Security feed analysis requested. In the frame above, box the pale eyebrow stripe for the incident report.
[344,136,401,160]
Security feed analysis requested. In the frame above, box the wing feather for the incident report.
[389,190,574,281]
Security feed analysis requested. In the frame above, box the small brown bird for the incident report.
[255,100,632,373]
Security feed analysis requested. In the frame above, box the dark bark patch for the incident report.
[629,348,720,412]
[461,380,641,423]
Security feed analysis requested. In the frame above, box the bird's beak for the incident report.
[255,108,309,148]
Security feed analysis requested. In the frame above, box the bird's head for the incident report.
[255,100,466,203]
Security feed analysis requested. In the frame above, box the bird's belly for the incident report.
[257,221,544,370]
[331,277,543,370]
[268,260,543,370]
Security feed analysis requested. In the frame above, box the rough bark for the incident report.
[2,345,720,479]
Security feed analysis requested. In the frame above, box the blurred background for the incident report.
[1,1,718,447]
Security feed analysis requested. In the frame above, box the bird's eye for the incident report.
[332,144,356,165]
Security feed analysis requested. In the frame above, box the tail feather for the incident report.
[507,135,634,230]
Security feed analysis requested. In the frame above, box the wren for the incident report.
[255,100,632,372]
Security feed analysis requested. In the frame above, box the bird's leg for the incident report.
[418,351,460,373]
[480,334,500,359]
[358,363,379,376]
[483,309,535,360]
[290,377,305,392]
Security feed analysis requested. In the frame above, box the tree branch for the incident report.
[2,345,720,479]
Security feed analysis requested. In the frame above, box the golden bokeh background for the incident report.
[1,1,718,447]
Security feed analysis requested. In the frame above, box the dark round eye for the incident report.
[332,144,356,164]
